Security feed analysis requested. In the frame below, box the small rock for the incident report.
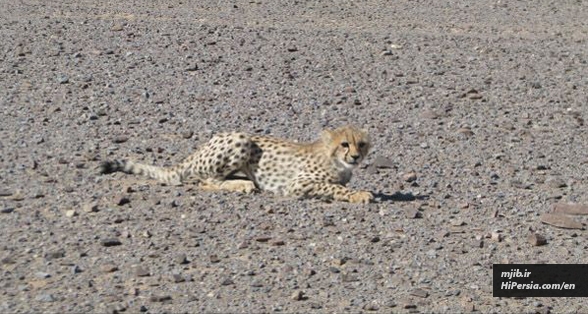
[113,136,129,143]
[181,131,194,139]
[341,273,359,282]
[553,203,588,215]
[255,236,272,242]
[381,50,393,56]
[101,238,122,247]
[83,203,99,213]
[65,209,77,217]
[209,255,220,263]
[372,156,395,169]
[72,265,82,274]
[540,213,583,229]
[1,208,14,214]
[35,293,56,302]
[174,253,188,265]
[420,109,439,119]
[135,266,150,277]
[115,195,131,206]
[363,302,380,311]
[546,177,567,188]
[0,189,13,197]
[291,290,306,301]
[35,272,51,279]
[1,256,16,265]
[149,295,172,302]
[402,172,417,182]
[100,263,119,273]
[405,208,422,219]
[57,75,69,84]
[271,239,285,246]
[44,250,65,260]
[528,233,547,246]
[220,278,234,286]
[490,232,503,242]
[286,46,298,52]
[172,274,185,283]
[451,219,465,227]
[456,128,475,139]
[139,305,148,312]
[111,23,124,31]
[410,288,429,298]
[419,142,429,149]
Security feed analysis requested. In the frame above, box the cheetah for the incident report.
[99,125,373,203]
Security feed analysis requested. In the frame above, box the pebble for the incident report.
[100,263,119,273]
[57,75,69,84]
[221,278,234,286]
[291,290,306,301]
[1,208,15,214]
[35,293,56,302]
[410,288,429,298]
[420,109,439,119]
[44,249,65,260]
[0,189,13,197]
[135,266,151,277]
[402,172,417,182]
[65,209,77,217]
[528,233,547,246]
[546,177,567,188]
[540,213,583,229]
[363,302,380,311]
[405,208,422,219]
[490,232,503,242]
[115,195,131,206]
[181,131,194,139]
[149,295,172,302]
[83,203,99,213]
[172,274,185,283]
[174,253,188,264]
[35,272,51,279]
[101,238,122,247]
[553,203,588,215]
[372,156,395,169]
[209,254,220,263]
[111,23,124,31]
[113,136,129,143]
[456,128,475,139]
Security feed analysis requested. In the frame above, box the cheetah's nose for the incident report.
[350,154,360,161]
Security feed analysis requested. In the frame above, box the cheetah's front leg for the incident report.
[289,180,373,204]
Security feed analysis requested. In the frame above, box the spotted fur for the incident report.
[100,125,373,203]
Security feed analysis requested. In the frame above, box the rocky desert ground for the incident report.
[1,0,588,313]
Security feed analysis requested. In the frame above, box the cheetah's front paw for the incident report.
[349,191,373,204]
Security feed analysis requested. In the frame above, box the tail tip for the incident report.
[99,160,118,174]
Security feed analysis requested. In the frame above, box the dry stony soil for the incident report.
[1,0,588,313]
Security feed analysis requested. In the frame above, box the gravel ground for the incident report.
[2,0,588,313]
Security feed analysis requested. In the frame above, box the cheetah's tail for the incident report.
[99,159,183,186]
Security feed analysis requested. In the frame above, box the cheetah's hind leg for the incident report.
[185,132,256,194]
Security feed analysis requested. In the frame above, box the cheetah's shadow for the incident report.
[373,191,429,202]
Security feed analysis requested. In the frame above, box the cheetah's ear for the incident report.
[321,129,334,142]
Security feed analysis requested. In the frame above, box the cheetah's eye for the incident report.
[341,142,349,148]
[358,142,366,148]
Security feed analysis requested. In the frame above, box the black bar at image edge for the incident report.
[493,264,588,297]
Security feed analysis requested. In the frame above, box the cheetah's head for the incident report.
[322,125,371,169]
